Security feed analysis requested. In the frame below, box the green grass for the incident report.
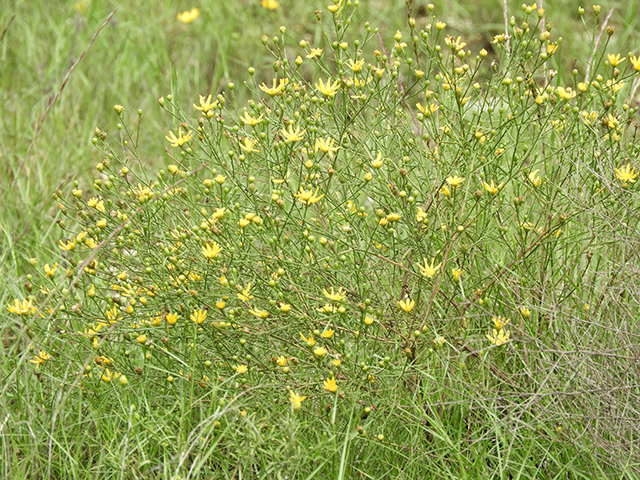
[2,0,640,478]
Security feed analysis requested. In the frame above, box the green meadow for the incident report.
[2,0,640,478]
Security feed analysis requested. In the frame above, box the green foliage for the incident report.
[3,1,640,478]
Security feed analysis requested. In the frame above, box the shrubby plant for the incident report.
[8,1,640,477]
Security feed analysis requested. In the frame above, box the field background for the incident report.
[2,0,640,477]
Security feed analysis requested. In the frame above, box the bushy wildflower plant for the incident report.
[10,2,640,477]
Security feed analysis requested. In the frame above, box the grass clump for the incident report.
[4,2,640,478]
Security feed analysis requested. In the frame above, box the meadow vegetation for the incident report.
[2,0,640,478]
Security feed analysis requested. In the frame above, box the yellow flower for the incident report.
[249,309,269,319]
[202,242,222,260]
[131,183,154,202]
[318,303,336,314]
[235,365,248,374]
[59,238,76,251]
[416,258,441,278]
[436,21,446,30]
[605,79,624,94]
[321,329,334,339]
[239,137,259,153]
[294,187,324,205]
[556,86,576,101]
[101,368,121,382]
[315,137,339,157]
[521,221,535,231]
[446,175,465,188]
[492,316,510,329]
[606,114,619,130]
[88,197,106,212]
[313,347,326,357]
[280,125,306,142]
[607,53,625,67]
[166,312,180,325]
[176,7,200,23]
[364,316,374,326]
[346,58,365,72]
[240,110,263,126]
[482,180,501,195]
[416,103,439,116]
[520,307,531,319]
[323,376,338,393]
[105,306,121,324]
[397,298,415,313]
[289,390,306,411]
[44,263,58,278]
[371,152,384,169]
[165,128,193,147]
[492,33,506,43]
[631,56,640,71]
[276,355,287,367]
[528,169,542,187]
[451,268,462,282]
[259,78,287,96]
[136,334,147,344]
[416,207,428,223]
[238,283,253,302]
[193,94,218,113]
[580,111,598,125]
[7,298,36,315]
[261,0,279,9]
[445,35,466,52]
[300,332,316,347]
[615,163,638,186]
[306,48,323,59]
[440,185,451,197]
[190,308,207,325]
[315,78,341,97]
[94,355,113,366]
[552,118,565,132]
[323,286,346,302]
[327,0,343,14]
[487,328,511,346]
